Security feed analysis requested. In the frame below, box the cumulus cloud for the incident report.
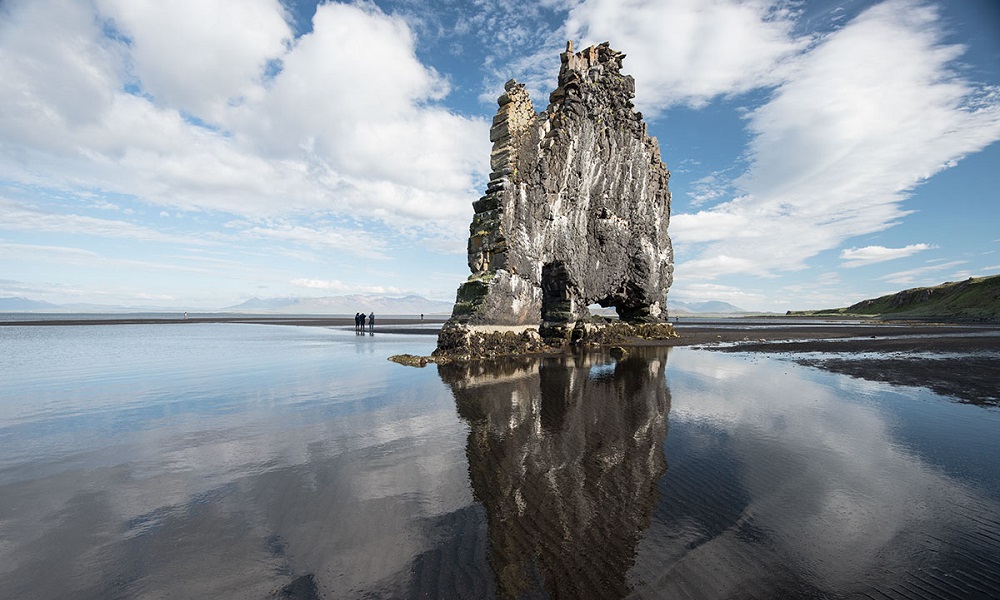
[840,244,932,267]
[672,0,1000,281]
[0,0,489,242]
[564,0,808,112]
[0,0,122,150]
[476,0,808,113]
[95,0,291,120]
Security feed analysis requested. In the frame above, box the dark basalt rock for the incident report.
[437,41,675,357]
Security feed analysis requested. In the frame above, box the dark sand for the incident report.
[5,315,998,405]
[677,322,1000,406]
[0,315,449,335]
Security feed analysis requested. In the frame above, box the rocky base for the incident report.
[388,320,679,366]
[541,320,678,347]
[433,324,546,361]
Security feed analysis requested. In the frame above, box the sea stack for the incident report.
[437,42,674,358]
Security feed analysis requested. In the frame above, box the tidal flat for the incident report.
[1,320,999,599]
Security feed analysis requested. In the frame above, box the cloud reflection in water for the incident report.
[639,349,1000,599]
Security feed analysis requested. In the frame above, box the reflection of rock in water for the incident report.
[439,347,671,599]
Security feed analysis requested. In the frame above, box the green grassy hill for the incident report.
[789,274,1000,321]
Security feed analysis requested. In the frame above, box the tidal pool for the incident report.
[0,323,997,598]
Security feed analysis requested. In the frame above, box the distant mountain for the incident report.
[0,297,60,311]
[589,299,747,316]
[223,294,453,315]
[668,300,746,314]
[2,293,750,317]
[789,274,1000,321]
[226,297,299,310]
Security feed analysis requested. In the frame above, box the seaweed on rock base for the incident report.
[390,320,677,366]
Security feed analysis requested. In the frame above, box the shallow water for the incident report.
[1,324,998,599]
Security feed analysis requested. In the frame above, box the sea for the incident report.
[1,319,998,599]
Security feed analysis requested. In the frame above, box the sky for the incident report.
[1,0,998,312]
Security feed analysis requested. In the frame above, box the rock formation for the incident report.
[437,42,674,356]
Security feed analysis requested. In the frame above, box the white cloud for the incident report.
[687,173,735,205]
[0,0,488,244]
[477,0,808,113]
[0,240,221,276]
[880,259,967,285]
[90,200,120,210]
[238,221,390,259]
[670,205,754,244]
[289,278,406,295]
[95,0,291,120]
[290,278,349,291]
[230,2,490,221]
[564,0,808,112]
[0,241,100,261]
[0,198,212,246]
[840,243,932,267]
[0,0,122,149]
[673,0,1000,280]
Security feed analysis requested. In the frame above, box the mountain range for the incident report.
[1,294,748,315]
[222,294,454,315]
[0,297,61,311]
[667,300,746,314]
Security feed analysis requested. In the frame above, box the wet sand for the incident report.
[5,315,998,404]
[0,315,449,335]
[3,317,999,597]
[678,322,1000,406]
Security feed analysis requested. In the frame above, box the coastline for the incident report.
[0,315,449,335]
[5,315,997,405]
[693,322,1000,406]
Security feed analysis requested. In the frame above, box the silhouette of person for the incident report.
[354,312,361,332]
[368,311,375,332]
[360,311,367,331]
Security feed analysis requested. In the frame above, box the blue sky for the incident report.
[1,0,998,312]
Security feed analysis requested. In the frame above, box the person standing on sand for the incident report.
[360,311,367,331]
[368,311,375,333]
[354,312,360,332]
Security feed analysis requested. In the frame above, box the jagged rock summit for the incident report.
[437,42,675,358]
